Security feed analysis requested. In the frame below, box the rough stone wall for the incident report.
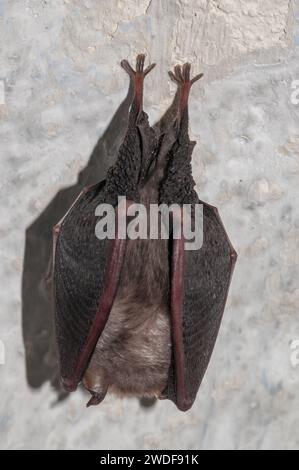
[1,0,299,449]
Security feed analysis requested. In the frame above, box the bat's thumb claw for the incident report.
[86,392,104,407]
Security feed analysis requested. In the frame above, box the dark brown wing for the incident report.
[164,202,237,411]
[53,182,126,391]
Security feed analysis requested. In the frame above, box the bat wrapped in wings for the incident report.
[53,54,237,411]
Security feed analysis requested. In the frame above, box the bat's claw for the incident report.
[121,54,156,78]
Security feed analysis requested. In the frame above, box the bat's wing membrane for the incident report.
[53,182,125,391]
[165,201,237,411]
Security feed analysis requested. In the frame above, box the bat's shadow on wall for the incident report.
[21,83,135,403]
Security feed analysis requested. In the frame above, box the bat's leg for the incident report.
[143,64,203,193]
[155,63,203,134]
[153,88,180,135]
[105,54,156,196]
[121,54,156,119]
[168,63,203,129]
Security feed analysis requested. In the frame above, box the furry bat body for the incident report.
[53,55,237,411]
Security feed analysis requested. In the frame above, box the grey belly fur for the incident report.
[83,230,171,399]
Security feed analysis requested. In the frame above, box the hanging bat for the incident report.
[53,54,237,411]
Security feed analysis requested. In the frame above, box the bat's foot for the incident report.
[169,63,203,118]
[121,54,156,115]
[168,63,203,88]
[121,53,156,79]
[86,390,107,407]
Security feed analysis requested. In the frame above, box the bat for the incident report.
[53,54,237,411]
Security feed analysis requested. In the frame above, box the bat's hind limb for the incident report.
[168,62,203,125]
[121,54,156,117]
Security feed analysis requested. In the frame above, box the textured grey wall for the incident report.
[1,0,299,450]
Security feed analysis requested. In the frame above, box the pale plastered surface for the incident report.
[0,0,299,450]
